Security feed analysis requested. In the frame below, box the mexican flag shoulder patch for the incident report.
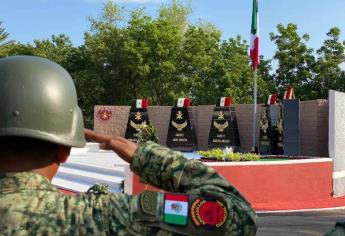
[163,193,189,226]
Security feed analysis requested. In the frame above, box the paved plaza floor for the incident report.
[257,209,345,236]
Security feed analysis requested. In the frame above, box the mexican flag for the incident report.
[163,193,188,226]
[177,98,191,108]
[250,0,259,70]
[136,99,148,109]
[220,97,231,107]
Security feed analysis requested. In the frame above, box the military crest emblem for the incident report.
[96,108,112,122]
[191,198,228,229]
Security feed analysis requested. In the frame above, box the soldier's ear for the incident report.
[56,146,71,164]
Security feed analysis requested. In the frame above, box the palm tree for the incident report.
[0,21,14,47]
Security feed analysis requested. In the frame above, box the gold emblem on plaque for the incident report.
[260,120,269,134]
[262,109,267,119]
[176,111,183,120]
[172,121,187,131]
[135,112,142,121]
[277,119,283,134]
[213,120,229,132]
[218,111,225,120]
[130,120,147,130]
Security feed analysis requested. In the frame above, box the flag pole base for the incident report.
[251,146,258,154]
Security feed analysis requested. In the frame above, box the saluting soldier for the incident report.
[0,56,257,235]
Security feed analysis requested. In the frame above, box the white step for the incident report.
[54,146,129,193]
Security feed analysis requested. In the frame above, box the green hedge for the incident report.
[197,149,260,162]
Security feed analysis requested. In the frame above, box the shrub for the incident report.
[198,150,260,162]
[137,124,159,143]
[225,152,241,161]
[242,153,260,161]
[198,150,211,158]
[210,149,225,160]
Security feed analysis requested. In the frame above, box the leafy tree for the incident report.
[84,0,189,107]
[221,36,255,104]
[0,43,34,58]
[312,27,345,98]
[126,1,188,105]
[0,34,74,68]
[259,56,274,85]
[10,3,345,127]
[79,0,273,122]
[0,22,14,48]
[83,1,132,111]
[180,24,262,105]
[270,23,315,99]
[66,46,102,128]
[32,34,74,66]
[179,23,223,104]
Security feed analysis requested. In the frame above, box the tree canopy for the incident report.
[0,1,344,127]
[0,22,14,48]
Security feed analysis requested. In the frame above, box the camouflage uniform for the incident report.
[325,222,345,236]
[0,142,257,235]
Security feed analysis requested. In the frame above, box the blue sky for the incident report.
[1,0,345,61]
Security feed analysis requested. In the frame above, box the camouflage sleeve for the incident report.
[325,227,345,236]
[130,141,258,236]
[62,142,256,235]
[325,222,345,236]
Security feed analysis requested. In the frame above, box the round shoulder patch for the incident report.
[190,198,228,230]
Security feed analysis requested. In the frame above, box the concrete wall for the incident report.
[329,90,345,196]
[130,159,333,211]
[94,99,328,156]
[300,100,329,157]
[94,105,130,137]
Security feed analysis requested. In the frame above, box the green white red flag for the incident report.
[177,98,191,108]
[250,0,259,70]
[136,99,148,109]
[163,193,189,226]
[220,97,231,107]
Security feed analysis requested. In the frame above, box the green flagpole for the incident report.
[251,0,258,153]
[252,69,257,153]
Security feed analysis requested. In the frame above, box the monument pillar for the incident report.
[329,90,345,197]
[166,98,197,152]
[208,97,241,151]
[125,99,150,143]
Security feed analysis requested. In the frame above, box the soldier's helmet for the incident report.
[0,56,86,147]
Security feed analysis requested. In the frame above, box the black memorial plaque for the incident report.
[269,104,284,155]
[259,106,270,154]
[283,99,300,156]
[125,108,150,143]
[208,107,241,151]
[166,107,197,152]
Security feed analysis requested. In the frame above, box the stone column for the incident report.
[329,90,345,197]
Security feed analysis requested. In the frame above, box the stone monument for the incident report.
[208,97,241,151]
[269,103,284,155]
[166,98,197,152]
[259,86,300,155]
[259,93,284,155]
[125,99,150,143]
[259,105,270,154]
[282,85,300,156]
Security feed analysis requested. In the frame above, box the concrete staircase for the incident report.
[52,143,128,193]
